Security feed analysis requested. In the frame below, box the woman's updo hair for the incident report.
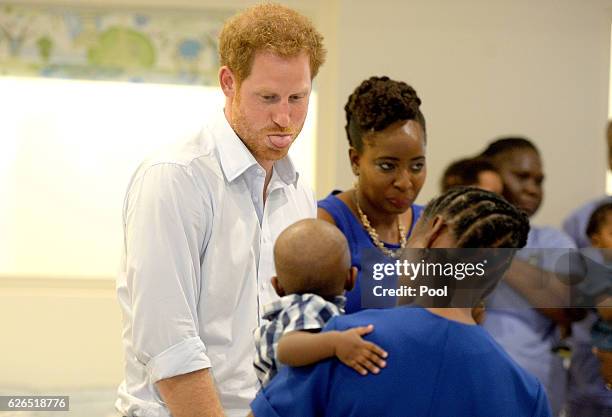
[345,76,426,152]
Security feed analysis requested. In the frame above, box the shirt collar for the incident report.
[211,109,299,186]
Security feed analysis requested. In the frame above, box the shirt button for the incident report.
[253,195,259,202]
[257,169,265,177]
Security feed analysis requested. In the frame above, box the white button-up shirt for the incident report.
[115,110,316,417]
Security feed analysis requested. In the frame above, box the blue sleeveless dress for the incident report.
[318,190,424,313]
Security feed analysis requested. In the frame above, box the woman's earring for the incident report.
[353,176,359,190]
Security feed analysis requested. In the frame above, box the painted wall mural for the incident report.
[0,3,232,85]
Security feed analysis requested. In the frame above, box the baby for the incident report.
[585,202,612,387]
[253,218,388,386]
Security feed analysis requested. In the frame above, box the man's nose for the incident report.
[524,179,540,195]
[272,102,290,128]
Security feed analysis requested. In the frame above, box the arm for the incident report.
[503,259,586,325]
[124,165,216,413]
[277,326,387,375]
[157,369,224,417]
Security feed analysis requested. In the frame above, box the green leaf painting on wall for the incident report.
[0,4,231,85]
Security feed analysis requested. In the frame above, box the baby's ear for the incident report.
[271,276,285,297]
[345,267,358,291]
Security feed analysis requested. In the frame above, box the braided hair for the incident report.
[480,136,538,159]
[344,76,426,152]
[422,186,529,248]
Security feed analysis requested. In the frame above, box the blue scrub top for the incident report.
[252,307,552,417]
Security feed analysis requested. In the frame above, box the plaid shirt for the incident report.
[253,293,346,386]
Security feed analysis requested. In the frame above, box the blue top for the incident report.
[483,225,576,416]
[318,191,424,313]
[567,312,612,413]
[251,307,552,417]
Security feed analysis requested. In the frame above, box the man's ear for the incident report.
[345,266,358,291]
[348,147,360,176]
[219,66,237,98]
[271,276,285,297]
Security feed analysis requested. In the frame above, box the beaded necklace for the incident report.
[353,191,407,258]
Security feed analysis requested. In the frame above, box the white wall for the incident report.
[318,0,612,228]
[0,278,123,389]
[19,0,609,226]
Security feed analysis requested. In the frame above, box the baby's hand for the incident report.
[333,324,388,376]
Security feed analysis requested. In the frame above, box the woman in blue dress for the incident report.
[318,76,427,313]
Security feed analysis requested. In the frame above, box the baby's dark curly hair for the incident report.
[345,76,426,152]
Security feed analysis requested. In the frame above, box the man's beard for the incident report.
[231,104,301,163]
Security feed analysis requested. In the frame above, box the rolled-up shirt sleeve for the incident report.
[124,162,211,383]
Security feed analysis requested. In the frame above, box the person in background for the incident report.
[115,4,326,417]
[253,219,387,387]
[440,157,503,194]
[318,76,427,313]
[566,201,612,417]
[439,156,505,324]
[563,120,612,248]
[250,187,552,417]
[479,137,582,417]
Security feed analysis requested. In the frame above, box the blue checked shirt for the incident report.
[253,293,346,386]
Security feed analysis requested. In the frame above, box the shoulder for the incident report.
[143,125,216,170]
[412,203,425,219]
[325,307,421,332]
[291,176,317,215]
[317,207,336,225]
[317,190,344,208]
[317,190,358,228]
[128,127,220,195]
[563,195,612,247]
[565,195,612,221]
[529,226,576,248]
[506,362,552,416]
[480,339,553,416]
